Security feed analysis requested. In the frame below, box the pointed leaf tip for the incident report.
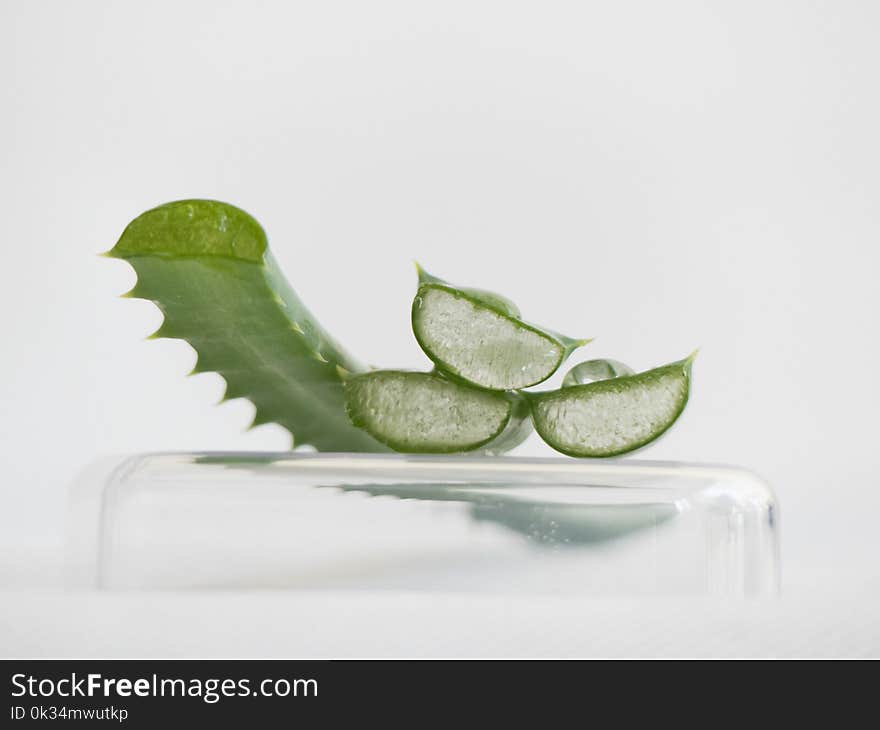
[560,336,593,357]
[414,262,441,286]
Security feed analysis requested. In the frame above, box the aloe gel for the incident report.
[411,266,588,391]
[530,355,695,457]
[344,371,528,453]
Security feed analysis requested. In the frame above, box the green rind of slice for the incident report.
[411,266,589,391]
[529,354,695,458]
[109,199,388,453]
[414,263,521,317]
[344,370,527,454]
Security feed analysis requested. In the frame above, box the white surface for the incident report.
[2,0,879,657]
[2,490,878,658]
[2,590,877,659]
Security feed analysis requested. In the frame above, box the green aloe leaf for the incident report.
[109,199,387,452]
[344,370,530,454]
[529,353,696,457]
[411,265,589,391]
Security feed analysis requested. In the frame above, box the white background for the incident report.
[1,0,878,656]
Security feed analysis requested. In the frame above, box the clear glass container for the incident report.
[67,453,779,596]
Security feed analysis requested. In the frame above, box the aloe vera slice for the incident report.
[530,354,695,457]
[344,370,528,453]
[109,199,387,452]
[411,266,589,391]
[562,359,634,387]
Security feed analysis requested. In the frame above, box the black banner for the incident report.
[4,659,639,725]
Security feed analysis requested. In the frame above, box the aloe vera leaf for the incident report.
[411,266,590,391]
[529,353,696,458]
[562,359,635,387]
[109,199,387,452]
[344,370,528,453]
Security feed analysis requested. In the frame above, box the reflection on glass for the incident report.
[327,482,678,546]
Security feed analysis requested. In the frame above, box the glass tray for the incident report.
[67,453,780,596]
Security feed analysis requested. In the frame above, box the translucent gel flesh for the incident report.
[348,372,510,451]
[534,369,687,456]
[415,287,561,390]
